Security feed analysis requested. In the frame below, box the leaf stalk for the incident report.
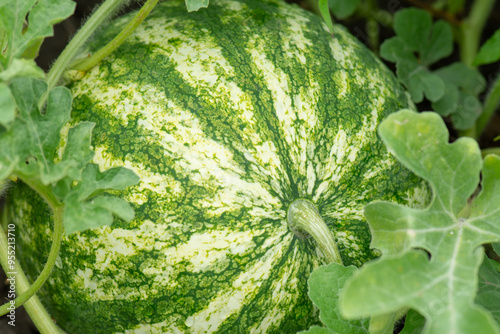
[44,0,127,98]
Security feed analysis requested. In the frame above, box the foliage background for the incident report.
[1,0,500,332]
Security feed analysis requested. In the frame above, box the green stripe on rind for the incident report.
[8,0,428,333]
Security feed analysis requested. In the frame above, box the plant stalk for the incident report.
[459,0,495,67]
[476,74,500,137]
[71,0,159,72]
[44,0,127,96]
[287,199,343,265]
[0,220,65,333]
[0,177,64,316]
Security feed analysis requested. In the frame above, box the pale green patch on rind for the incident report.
[79,81,284,217]
[247,38,320,192]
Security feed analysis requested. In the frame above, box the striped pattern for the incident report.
[9,0,428,333]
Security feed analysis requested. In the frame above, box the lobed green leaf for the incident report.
[0,78,74,183]
[0,59,45,82]
[61,163,139,233]
[302,263,368,334]
[0,77,139,233]
[63,193,135,234]
[395,59,444,103]
[431,62,485,129]
[71,163,140,201]
[393,8,432,54]
[392,8,452,66]
[0,0,75,65]
[340,109,500,333]
[380,9,453,104]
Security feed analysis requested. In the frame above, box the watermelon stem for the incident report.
[70,0,160,73]
[44,0,127,107]
[287,199,343,265]
[0,177,64,329]
[0,228,65,333]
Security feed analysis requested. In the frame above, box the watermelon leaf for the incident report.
[0,58,45,82]
[1,78,92,184]
[0,0,71,128]
[476,257,500,324]
[394,59,444,103]
[0,78,75,183]
[380,8,453,103]
[399,309,425,334]
[64,192,135,234]
[71,163,140,200]
[431,62,486,130]
[63,163,139,233]
[0,83,16,128]
[474,28,500,66]
[1,77,139,233]
[302,263,369,334]
[0,0,75,66]
[392,9,452,66]
[380,7,486,131]
[340,109,500,333]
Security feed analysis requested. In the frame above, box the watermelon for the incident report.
[7,0,428,332]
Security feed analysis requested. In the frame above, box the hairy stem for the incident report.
[0,177,63,317]
[71,0,159,72]
[44,0,127,96]
[287,199,343,265]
